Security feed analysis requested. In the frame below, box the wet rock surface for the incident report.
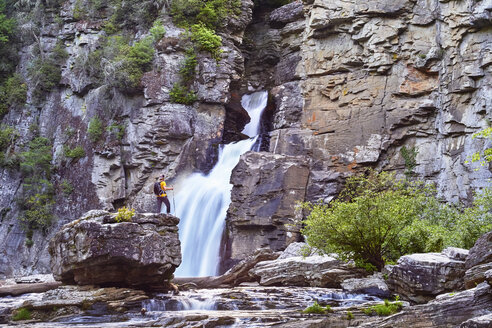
[49,210,181,288]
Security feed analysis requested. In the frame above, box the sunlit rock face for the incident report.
[49,210,181,287]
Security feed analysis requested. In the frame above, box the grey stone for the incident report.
[49,211,181,287]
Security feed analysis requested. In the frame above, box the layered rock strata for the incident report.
[49,210,181,288]
[385,247,468,303]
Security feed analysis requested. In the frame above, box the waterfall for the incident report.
[174,91,268,277]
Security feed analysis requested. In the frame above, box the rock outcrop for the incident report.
[465,231,492,289]
[341,273,391,299]
[49,210,181,288]
[385,247,468,303]
[221,152,310,270]
[250,253,367,287]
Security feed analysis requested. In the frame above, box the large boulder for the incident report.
[49,210,181,288]
[386,248,468,303]
[249,252,367,287]
[465,231,492,289]
[341,273,391,299]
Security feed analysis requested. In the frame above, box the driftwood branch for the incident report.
[0,282,62,297]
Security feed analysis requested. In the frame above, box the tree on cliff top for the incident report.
[301,171,491,271]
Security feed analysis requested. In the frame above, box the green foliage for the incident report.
[301,171,492,271]
[180,48,198,83]
[363,299,403,316]
[64,145,86,159]
[106,122,125,140]
[150,19,166,42]
[170,83,197,105]
[346,311,354,320]
[12,307,31,321]
[302,301,333,314]
[400,146,418,177]
[0,73,27,117]
[88,116,104,143]
[114,206,135,222]
[79,35,155,92]
[20,137,53,178]
[0,0,14,44]
[170,0,240,30]
[0,124,18,167]
[465,127,492,169]
[19,137,55,232]
[60,179,74,195]
[190,23,222,60]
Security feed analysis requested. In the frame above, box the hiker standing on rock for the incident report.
[155,175,173,214]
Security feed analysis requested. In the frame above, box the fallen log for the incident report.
[0,282,62,297]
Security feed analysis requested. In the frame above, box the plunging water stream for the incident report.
[174,91,269,277]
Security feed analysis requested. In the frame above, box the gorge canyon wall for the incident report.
[0,0,490,276]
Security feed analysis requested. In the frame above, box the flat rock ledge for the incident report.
[49,210,181,288]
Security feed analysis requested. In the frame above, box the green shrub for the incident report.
[61,179,74,195]
[0,0,15,44]
[20,137,53,178]
[400,146,418,177]
[115,206,135,222]
[466,127,492,169]
[107,122,125,140]
[64,145,86,159]
[364,299,403,316]
[190,23,222,60]
[179,47,197,84]
[169,83,197,105]
[12,307,31,321]
[0,124,18,167]
[150,19,166,42]
[88,116,104,143]
[0,73,27,117]
[346,311,354,320]
[301,171,491,271]
[302,301,332,314]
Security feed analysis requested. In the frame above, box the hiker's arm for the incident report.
[164,186,173,190]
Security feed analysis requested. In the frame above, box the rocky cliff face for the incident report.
[0,0,490,277]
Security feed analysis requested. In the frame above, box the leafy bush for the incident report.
[150,19,166,42]
[170,83,197,105]
[19,137,55,231]
[0,0,14,44]
[400,146,418,177]
[64,145,86,159]
[12,307,31,321]
[302,301,332,314]
[179,47,197,84]
[115,206,135,222]
[0,124,18,167]
[346,311,354,320]
[61,179,74,195]
[0,73,27,117]
[107,122,125,140]
[301,171,492,271]
[88,116,104,143]
[363,299,403,316]
[170,0,240,30]
[191,23,222,60]
[466,127,492,169]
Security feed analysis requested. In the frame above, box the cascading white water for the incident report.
[173,91,268,277]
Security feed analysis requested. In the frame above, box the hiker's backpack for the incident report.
[153,181,162,196]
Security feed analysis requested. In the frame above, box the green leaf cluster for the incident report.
[301,171,492,271]
[107,122,125,140]
[169,83,197,105]
[363,299,403,316]
[0,124,18,167]
[78,35,154,92]
[19,137,55,232]
[466,127,492,169]
[64,145,86,159]
[302,301,333,314]
[88,116,104,143]
[115,206,135,222]
[190,23,222,60]
[0,0,14,44]
[170,0,240,30]
[400,146,418,178]
[12,307,31,321]
[150,19,166,42]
